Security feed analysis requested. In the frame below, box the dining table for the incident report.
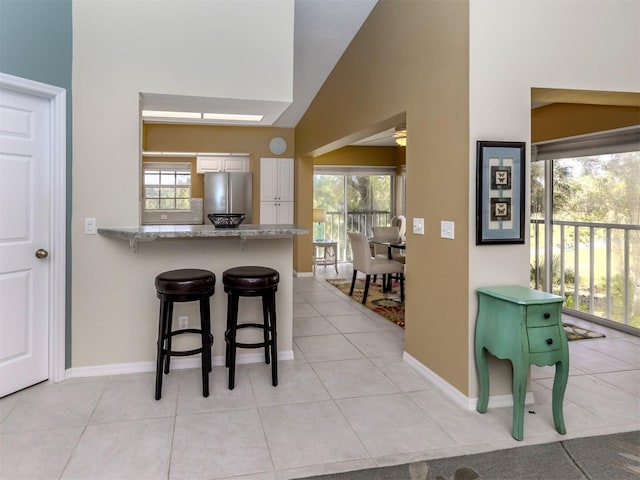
[371,240,406,260]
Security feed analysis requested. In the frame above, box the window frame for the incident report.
[142,162,192,212]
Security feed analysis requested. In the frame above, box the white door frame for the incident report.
[0,72,66,383]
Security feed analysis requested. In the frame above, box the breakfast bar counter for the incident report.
[95,223,308,370]
[98,224,307,252]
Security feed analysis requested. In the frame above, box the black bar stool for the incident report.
[154,268,215,400]
[223,266,279,390]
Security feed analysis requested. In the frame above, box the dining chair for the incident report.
[391,215,407,240]
[371,226,405,263]
[348,232,404,304]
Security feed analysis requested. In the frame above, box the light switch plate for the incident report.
[440,220,454,239]
[413,217,424,235]
[84,217,97,235]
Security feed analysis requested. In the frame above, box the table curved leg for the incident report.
[511,359,529,441]
[552,355,569,435]
[475,344,489,413]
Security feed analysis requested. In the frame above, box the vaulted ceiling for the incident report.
[141,0,377,129]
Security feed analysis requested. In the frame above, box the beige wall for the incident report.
[532,104,640,143]
[295,0,471,394]
[314,145,400,167]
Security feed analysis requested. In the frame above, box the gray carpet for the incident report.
[296,431,640,480]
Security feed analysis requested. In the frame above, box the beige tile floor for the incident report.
[1,264,638,480]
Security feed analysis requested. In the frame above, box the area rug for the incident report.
[327,277,404,327]
[563,322,606,341]
[327,277,606,341]
[295,430,640,480]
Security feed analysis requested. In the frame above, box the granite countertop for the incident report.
[98,224,308,252]
[98,224,308,239]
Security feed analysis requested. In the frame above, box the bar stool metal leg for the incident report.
[155,299,169,400]
[227,293,240,390]
[261,295,271,365]
[164,301,174,374]
[200,297,212,373]
[268,289,278,386]
[225,292,235,368]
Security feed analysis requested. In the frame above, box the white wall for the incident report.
[72,0,294,368]
[74,0,293,102]
[467,0,640,397]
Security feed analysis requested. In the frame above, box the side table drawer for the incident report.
[526,304,560,328]
[528,326,562,353]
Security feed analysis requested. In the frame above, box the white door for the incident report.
[279,201,294,224]
[260,202,278,224]
[276,159,294,202]
[260,157,279,201]
[0,87,51,397]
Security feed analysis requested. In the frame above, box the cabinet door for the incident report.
[223,157,248,172]
[260,158,279,201]
[260,202,278,224]
[196,156,223,173]
[277,158,294,201]
[278,201,294,224]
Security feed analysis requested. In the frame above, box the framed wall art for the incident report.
[476,140,526,245]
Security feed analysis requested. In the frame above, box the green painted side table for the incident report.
[475,285,569,441]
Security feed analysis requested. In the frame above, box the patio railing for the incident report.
[318,210,392,262]
[531,219,640,330]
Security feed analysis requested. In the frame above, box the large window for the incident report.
[314,167,395,261]
[531,128,640,331]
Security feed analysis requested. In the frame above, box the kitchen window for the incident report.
[143,162,191,211]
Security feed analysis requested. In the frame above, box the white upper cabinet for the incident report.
[260,157,293,202]
[197,155,249,173]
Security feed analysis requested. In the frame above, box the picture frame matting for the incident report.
[476,140,526,245]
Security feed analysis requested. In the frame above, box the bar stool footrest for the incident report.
[160,329,213,357]
[225,323,272,350]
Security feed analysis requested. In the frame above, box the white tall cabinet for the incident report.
[260,157,294,224]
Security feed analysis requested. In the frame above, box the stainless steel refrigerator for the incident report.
[203,172,253,223]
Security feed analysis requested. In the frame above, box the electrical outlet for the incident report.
[178,315,189,329]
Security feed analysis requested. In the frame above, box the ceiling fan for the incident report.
[393,127,407,146]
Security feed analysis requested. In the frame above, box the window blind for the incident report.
[314,165,396,176]
[143,162,191,172]
[533,126,640,161]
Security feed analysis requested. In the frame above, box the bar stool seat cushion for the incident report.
[223,266,279,291]
[156,269,215,296]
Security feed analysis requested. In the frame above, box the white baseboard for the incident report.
[402,351,534,410]
[294,270,314,277]
[66,350,295,379]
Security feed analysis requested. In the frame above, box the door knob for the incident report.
[35,249,49,259]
